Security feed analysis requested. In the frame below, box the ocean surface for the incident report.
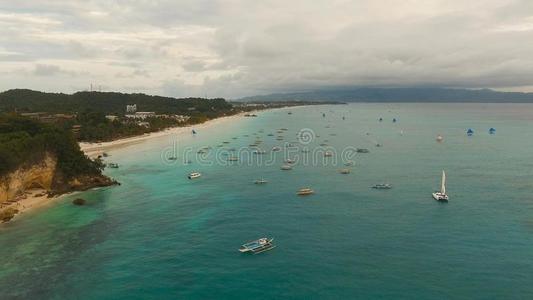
[2,103,533,299]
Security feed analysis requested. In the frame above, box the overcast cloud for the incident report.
[1,0,533,98]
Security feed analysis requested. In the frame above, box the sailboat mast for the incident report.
[441,170,446,194]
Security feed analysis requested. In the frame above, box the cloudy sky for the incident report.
[1,0,533,98]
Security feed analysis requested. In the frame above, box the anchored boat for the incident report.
[254,178,268,184]
[339,169,351,174]
[432,170,449,201]
[297,188,314,196]
[188,172,201,179]
[372,183,392,189]
[239,238,275,254]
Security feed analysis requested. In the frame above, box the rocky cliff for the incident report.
[0,152,116,204]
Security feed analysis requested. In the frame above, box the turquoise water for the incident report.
[2,103,533,299]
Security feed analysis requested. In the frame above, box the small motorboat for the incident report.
[167,156,178,161]
[356,148,369,153]
[281,165,293,170]
[272,146,281,151]
[489,128,496,134]
[297,188,314,196]
[436,134,444,142]
[285,159,295,164]
[372,183,392,189]
[107,163,119,169]
[324,151,333,157]
[467,128,474,136]
[239,238,275,254]
[227,157,239,162]
[344,161,355,166]
[188,172,202,179]
[339,169,351,174]
[254,178,268,184]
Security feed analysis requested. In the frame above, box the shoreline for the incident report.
[1,105,304,225]
[0,189,64,224]
[79,111,250,158]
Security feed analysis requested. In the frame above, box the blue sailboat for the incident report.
[467,128,474,136]
[489,128,496,134]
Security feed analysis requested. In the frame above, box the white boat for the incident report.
[254,178,268,184]
[432,170,449,201]
[297,188,314,196]
[280,165,293,170]
[372,183,392,189]
[272,146,281,151]
[239,238,275,254]
[339,168,351,174]
[188,172,201,179]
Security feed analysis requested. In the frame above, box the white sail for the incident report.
[441,170,446,194]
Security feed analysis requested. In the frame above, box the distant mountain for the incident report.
[239,87,533,103]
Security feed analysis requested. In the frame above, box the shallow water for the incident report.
[2,103,533,299]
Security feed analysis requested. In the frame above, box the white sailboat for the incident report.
[432,170,449,201]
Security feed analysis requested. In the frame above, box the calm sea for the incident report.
[2,103,533,299]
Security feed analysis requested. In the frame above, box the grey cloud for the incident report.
[33,64,85,77]
[1,0,533,98]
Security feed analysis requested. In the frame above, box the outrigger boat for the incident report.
[372,183,392,189]
[238,238,275,254]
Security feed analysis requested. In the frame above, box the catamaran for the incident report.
[432,170,449,201]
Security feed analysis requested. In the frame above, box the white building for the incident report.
[126,104,137,113]
[125,112,156,120]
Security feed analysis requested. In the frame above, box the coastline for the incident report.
[1,189,63,223]
[1,106,304,224]
[79,111,250,158]
[2,110,261,224]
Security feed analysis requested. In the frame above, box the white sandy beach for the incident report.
[2,107,294,223]
[79,112,250,158]
[0,189,63,223]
